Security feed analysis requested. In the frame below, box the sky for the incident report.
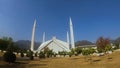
[0,0,120,43]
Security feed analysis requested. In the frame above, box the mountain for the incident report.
[75,40,94,46]
[14,40,41,50]
[110,37,120,44]
[14,37,120,50]
[114,37,120,43]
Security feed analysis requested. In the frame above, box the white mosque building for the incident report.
[30,18,75,53]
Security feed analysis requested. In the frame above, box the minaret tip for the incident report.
[43,32,46,43]
[70,17,73,26]
[67,31,69,44]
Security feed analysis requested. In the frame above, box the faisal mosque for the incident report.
[30,18,75,53]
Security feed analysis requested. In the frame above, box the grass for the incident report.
[0,51,120,68]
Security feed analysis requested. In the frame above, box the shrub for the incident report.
[89,48,96,54]
[27,50,34,60]
[97,47,104,53]
[20,52,24,57]
[53,53,57,57]
[43,47,54,58]
[46,50,53,58]
[75,47,82,56]
[58,51,62,56]
[71,48,75,55]
[82,48,94,63]
[39,51,45,59]
[63,51,67,57]
[68,52,73,57]
[26,53,29,57]
[35,52,38,57]
[82,49,90,56]
[82,48,96,56]
[58,51,67,57]
[114,43,119,49]
[3,51,16,64]
[105,45,113,52]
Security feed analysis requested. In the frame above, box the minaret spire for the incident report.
[67,31,70,49]
[31,19,36,51]
[70,17,75,49]
[42,32,45,43]
[67,31,69,44]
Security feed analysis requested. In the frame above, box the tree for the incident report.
[30,51,34,60]
[96,37,110,53]
[0,39,9,50]
[3,37,16,64]
[0,37,21,52]
[2,37,13,41]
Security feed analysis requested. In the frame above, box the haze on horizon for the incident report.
[0,0,120,43]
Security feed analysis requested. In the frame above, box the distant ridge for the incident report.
[75,40,94,46]
[111,37,120,44]
[14,40,41,50]
[14,37,120,50]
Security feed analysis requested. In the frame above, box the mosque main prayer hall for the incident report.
[30,18,75,53]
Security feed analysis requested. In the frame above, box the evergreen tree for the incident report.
[28,50,34,60]
[3,37,16,64]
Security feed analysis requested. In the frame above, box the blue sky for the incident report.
[0,0,120,43]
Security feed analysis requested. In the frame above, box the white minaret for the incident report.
[31,19,36,51]
[67,31,69,44]
[42,32,45,43]
[67,31,70,49]
[70,17,75,49]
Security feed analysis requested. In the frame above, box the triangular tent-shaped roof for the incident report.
[37,37,70,53]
